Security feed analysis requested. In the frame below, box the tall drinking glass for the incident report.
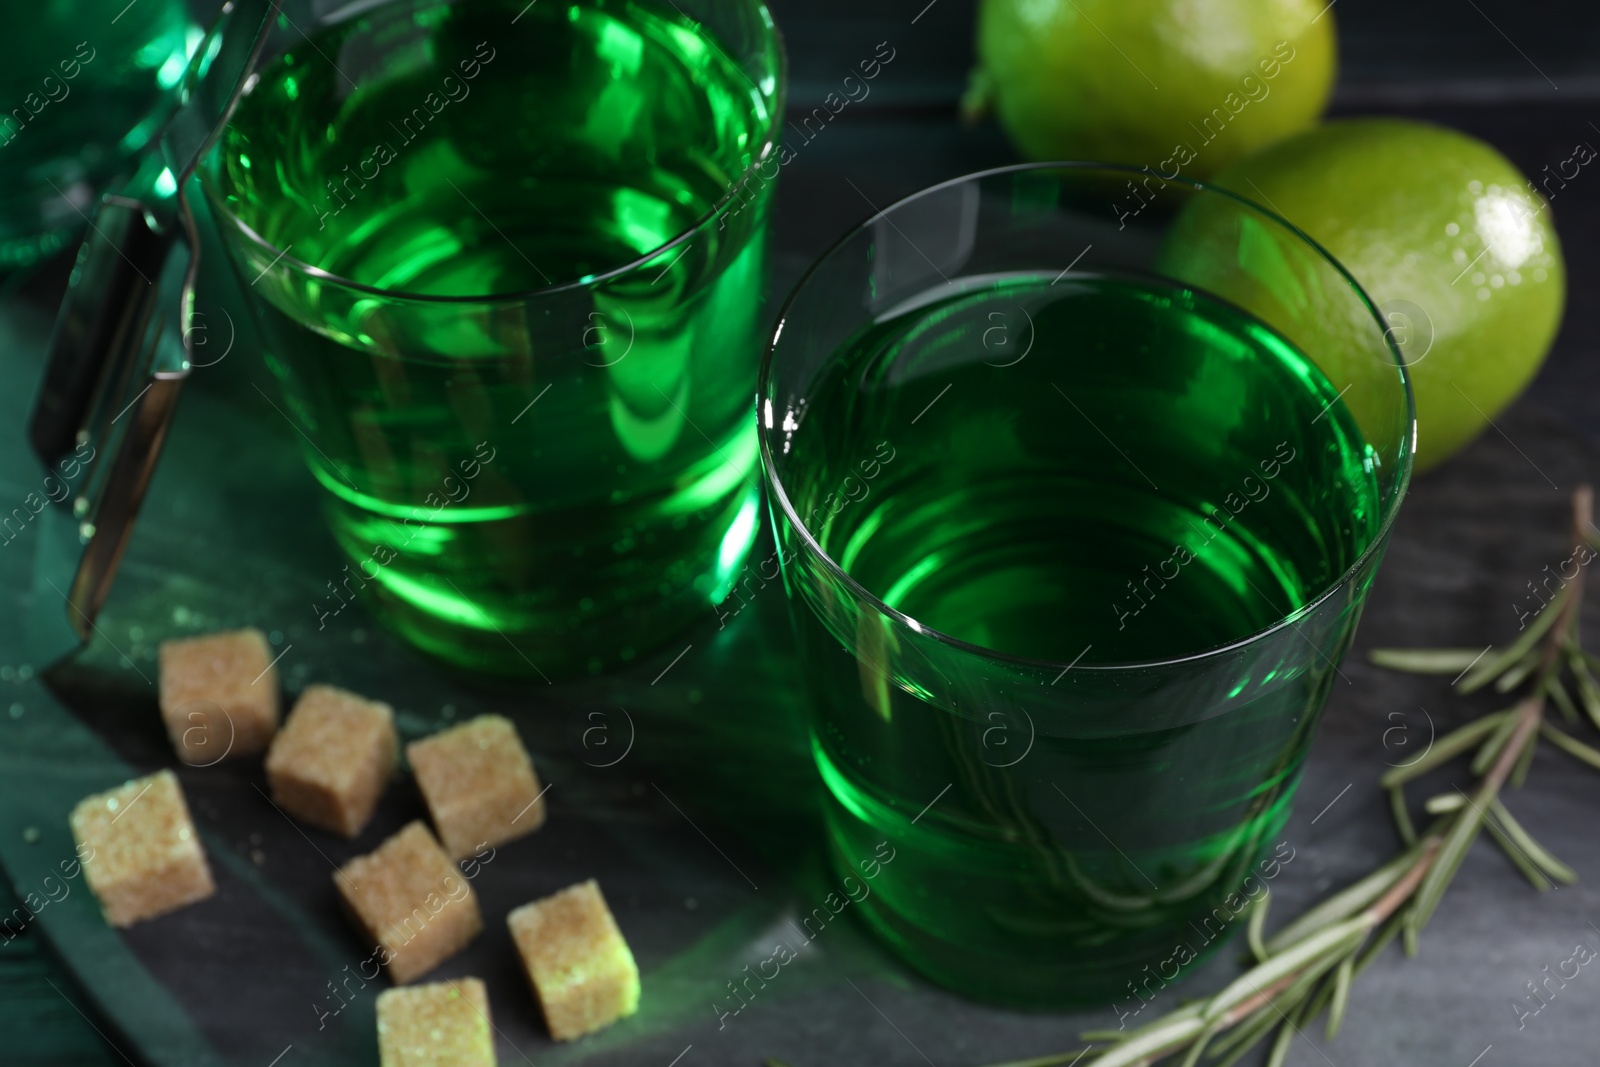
[203,0,783,676]
[760,164,1413,1005]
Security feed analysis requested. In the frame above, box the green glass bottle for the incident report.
[0,0,193,267]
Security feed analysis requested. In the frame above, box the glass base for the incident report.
[327,481,762,679]
[818,753,1290,1009]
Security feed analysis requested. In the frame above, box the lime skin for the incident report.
[974,0,1337,179]
[1214,118,1567,472]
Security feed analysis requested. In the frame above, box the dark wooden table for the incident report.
[5,1,1600,1064]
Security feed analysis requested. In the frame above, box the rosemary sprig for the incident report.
[977,486,1600,1067]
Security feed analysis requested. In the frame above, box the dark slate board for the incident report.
[6,349,1600,1067]
[5,31,1600,1067]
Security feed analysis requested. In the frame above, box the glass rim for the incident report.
[200,0,786,305]
[758,160,1417,675]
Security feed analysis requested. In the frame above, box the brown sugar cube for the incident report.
[266,685,397,837]
[158,628,280,763]
[407,715,545,860]
[336,821,482,984]
[70,770,215,927]
[507,880,639,1041]
[376,977,496,1067]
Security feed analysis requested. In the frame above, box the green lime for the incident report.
[970,0,1337,178]
[1213,118,1567,471]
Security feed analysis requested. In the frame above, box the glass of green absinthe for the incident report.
[203,0,782,676]
[761,164,1413,1005]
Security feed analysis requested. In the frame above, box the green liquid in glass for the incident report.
[787,272,1381,1004]
[211,0,773,674]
